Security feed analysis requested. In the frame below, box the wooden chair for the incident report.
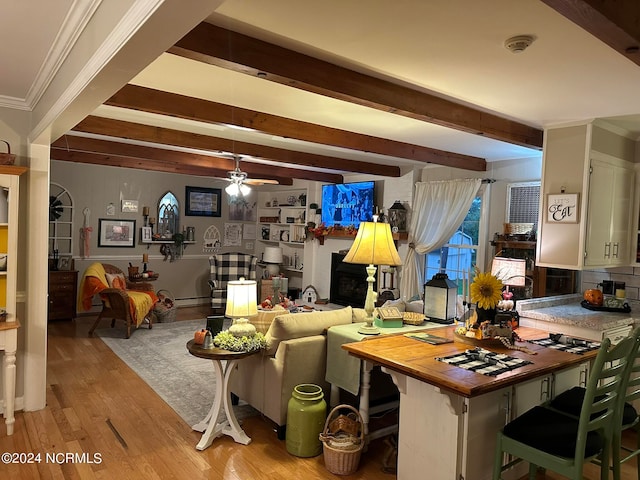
[492,330,640,480]
[549,327,640,480]
[87,264,157,339]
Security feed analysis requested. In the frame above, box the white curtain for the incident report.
[400,178,482,300]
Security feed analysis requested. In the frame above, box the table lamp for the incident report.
[226,277,258,338]
[343,220,402,335]
[491,257,527,289]
[491,257,526,286]
[263,246,283,278]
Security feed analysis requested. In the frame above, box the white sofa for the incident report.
[229,305,366,438]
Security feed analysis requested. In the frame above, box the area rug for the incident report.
[96,319,257,427]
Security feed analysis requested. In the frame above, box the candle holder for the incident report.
[142,206,149,226]
[149,217,156,235]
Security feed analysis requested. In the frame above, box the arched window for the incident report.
[49,183,74,255]
[157,191,179,239]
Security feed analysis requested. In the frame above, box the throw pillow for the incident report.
[105,273,127,290]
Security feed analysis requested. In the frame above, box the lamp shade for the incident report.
[225,278,258,319]
[263,246,283,264]
[343,221,402,266]
[491,257,526,287]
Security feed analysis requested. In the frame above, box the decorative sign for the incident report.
[546,193,579,223]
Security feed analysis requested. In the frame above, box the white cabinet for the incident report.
[537,123,636,270]
[0,166,26,436]
[584,154,635,266]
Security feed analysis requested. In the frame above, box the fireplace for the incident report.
[330,252,376,308]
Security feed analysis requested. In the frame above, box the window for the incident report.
[424,191,486,293]
[506,182,540,224]
[49,183,74,256]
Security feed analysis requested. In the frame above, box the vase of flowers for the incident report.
[470,269,503,326]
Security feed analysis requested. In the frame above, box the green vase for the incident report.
[286,384,326,457]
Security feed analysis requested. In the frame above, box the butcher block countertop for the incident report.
[342,325,597,398]
[517,294,638,332]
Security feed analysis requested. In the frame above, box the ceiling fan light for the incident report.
[240,183,251,196]
[225,182,240,196]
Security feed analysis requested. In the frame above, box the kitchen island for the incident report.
[342,325,598,480]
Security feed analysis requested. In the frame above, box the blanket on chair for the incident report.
[78,262,158,327]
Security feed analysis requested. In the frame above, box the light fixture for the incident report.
[262,246,283,278]
[343,220,402,335]
[226,277,258,338]
[491,257,526,287]
[491,257,528,301]
[225,180,251,197]
[424,273,458,324]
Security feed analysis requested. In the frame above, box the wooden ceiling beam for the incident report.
[106,84,487,171]
[50,147,297,185]
[71,115,383,178]
[169,22,543,150]
[53,133,346,184]
[541,0,640,67]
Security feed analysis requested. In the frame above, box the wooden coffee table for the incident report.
[186,340,260,450]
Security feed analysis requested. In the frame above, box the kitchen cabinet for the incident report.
[537,122,636,270]
[584,154,635,266]
[48,270,78,321]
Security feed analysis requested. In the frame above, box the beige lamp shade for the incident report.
[343,221,402,266]
[491,257,526,287]
[225,278,258,319]
[263,246,283,264]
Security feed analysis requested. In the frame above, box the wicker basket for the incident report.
[319,404,364,475]
[0,141,16,165]
[504,223,533,235]
[154,289,177,322]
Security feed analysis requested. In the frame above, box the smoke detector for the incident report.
[504,35,535,53]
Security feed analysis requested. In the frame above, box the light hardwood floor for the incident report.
[0,306,638,479]
[0,306,395,479]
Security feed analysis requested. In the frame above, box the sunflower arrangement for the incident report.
[470,269,503,309]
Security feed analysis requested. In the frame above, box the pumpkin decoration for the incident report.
[194,328,208,345]
[584,289,603,306]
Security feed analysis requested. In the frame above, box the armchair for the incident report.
[208,253,257,314]
[79,263,158,338]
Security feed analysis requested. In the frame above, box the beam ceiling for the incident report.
[541,0,640,67]
[169,22,544,150]
[106,84,487,172]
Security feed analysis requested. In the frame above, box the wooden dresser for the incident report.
[48,270,78,321]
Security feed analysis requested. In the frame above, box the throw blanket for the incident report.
[78,263,157,327]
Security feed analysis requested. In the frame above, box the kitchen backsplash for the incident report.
[580,266,640,302]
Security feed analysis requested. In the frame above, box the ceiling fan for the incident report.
[224,155,278,196]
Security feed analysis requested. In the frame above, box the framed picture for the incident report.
[141,226,153,243]
[546,193,579,223]
[185,186,221,217]
[58,254,73,271]
[98,218,136,247]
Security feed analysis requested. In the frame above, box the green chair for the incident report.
[549,327,640,480]
[492,331,640,480]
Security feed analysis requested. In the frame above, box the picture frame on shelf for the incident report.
[141,226,152,243]
[98,218,136,247]
[58,254,73,271]
[185,186,221,217]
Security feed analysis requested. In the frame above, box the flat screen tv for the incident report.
[321,181,375,228]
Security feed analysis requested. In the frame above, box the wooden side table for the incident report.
[186,340,260,450]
